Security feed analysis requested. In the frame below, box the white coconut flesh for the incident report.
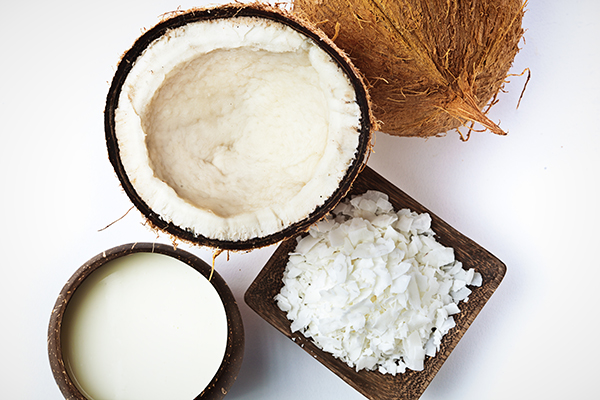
[114,16,362,242]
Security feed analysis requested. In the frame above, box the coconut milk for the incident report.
[61,252,228,400]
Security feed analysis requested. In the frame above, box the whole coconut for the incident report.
[294,0,526,139]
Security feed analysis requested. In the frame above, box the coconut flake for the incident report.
[276,191,482,374]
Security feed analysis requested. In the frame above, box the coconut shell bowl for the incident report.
[48,243,244,400]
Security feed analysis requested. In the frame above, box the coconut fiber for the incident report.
[294,0,526,139]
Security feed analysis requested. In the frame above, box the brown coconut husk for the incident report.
[294,0,526,139]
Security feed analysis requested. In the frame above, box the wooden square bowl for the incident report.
[244,166,506,400]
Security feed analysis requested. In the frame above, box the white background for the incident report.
[1,0,599,399]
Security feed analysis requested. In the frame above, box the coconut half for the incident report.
[105,4,373,250]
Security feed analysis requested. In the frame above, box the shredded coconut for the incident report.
[275,190,482,374]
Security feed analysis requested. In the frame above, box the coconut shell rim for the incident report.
[47,242,245,400]
[104,3,374,251]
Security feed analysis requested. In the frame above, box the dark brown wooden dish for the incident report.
[48,243,244,400]
[244,165,506,400]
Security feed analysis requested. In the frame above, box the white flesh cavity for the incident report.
[115,16,361,241]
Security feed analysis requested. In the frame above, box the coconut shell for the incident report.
[48,243,245,400]
[294,0,526,139]
[105,3,374,251]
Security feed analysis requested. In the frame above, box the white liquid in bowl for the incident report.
[61,252,228,400]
